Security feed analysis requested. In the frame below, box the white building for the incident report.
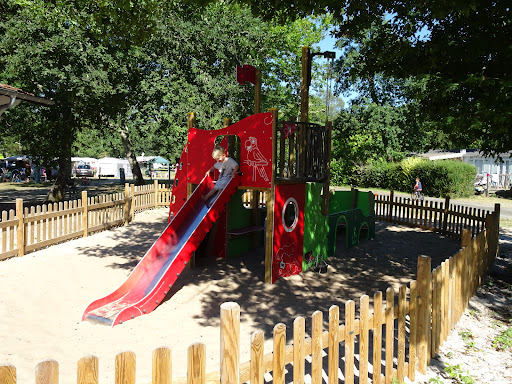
[98,157,133,178]
[418,149,512,188]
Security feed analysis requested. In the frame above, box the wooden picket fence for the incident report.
[374,191,494,238]
[0,199,500,383]
[0,180,172,260]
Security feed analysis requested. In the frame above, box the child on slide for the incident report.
[201,146,239,203]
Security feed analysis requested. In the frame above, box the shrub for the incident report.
[413,160,476,197]
[330,158,352,186]
[333,157,477,198]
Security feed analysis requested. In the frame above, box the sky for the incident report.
[314,32,355,108]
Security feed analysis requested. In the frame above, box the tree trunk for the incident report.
[45,108,75,203]
[367,74,381,106]
[118,123,145,186]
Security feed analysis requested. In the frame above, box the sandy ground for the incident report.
[0,207,477,383]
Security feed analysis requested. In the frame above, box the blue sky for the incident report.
[313,33,355,108]
[315,32,343,59]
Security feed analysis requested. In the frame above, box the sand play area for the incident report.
[0,207,461,383]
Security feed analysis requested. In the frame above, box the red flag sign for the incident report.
[236,65,256,85]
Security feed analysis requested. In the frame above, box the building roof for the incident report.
[0,83,54,107]
[415,149,511,161]
[137,156,170,164]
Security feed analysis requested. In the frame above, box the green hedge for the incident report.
[331,158,477,198]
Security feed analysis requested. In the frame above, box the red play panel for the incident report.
[272,183,305,283]
[168,112,274,220]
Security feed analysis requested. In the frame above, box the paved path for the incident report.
[0,178,126,212]
[331,187,512,220]
[383,190,512,220]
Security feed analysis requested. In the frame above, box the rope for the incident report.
[325,56,334,123]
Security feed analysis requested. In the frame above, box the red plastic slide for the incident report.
[82,174,241,326]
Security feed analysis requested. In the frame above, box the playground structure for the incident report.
[169,111,375,282]
[82,48,375,326]
[82,110,375,326]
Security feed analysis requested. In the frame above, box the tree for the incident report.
[0,0,166,197]
[70,3,328,159]
[2,0,328,199]
[1,4,104,198]
[226,0,512,155]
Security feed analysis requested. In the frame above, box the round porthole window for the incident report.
[282,197,299,232]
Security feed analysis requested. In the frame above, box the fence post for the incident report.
[16,199,24,257]
[35,360,58,384]
[0,364,16,384]
[293,317,305,384]
[484,205,500,270]
[250,331,264,384]
[82,191,88,237]
[408,281,417,381]
[154,179,159,208]
[130,184,135,219]
[77,355,98,384]
[187,343,206,384]
[115,352,136,384]
[388,190,394,222]
[442,196,450,234]
[153,347,172,384]
[461,229,471,248]
[312,310,323,384]
[491,203,500,263]
[124,183,131,225]
[220,302,240,384]
[417,255,431,374]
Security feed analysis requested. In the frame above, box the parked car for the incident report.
[75,164,94,177]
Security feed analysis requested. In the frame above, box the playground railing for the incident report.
[374,191,495,238]
[0,180,172,260]
[0,209,500,384]
[274,121,329,182]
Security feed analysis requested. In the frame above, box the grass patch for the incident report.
[493,327,512,351]
[332,184,512,206]
[500,219,512,228]
[0,181,50,190]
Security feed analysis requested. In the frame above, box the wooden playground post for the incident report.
[254,68,261,114]
[300,46,310,124]
[265,108,278,283]
[251,190,260,247]
[187,112,196,128]
[187,112,196,200]
[299,46,310,177]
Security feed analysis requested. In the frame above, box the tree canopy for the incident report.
[233,0,512,155]
[1,0,328,195]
